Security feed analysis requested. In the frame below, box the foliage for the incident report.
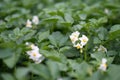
[0,0,120,80]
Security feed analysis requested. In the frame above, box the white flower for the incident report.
[25,42,30,45]
[79,35,89,46]
[26,43,44,64]
[97,45,107,53]
[69,31,80,44]
[26,19,32,28]
[73,43,83,49]
[32,16,39,25]
[99,58,107,71]
[69,31,89,52]
[104,8,109,14]
[27,50,42,60]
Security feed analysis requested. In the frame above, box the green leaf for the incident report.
[15,67,30,80]
[106,65,120,80]
[48,35,57,47]
[13,28,20,36]
[1,73,15,80]
[86,71,103,80]
[106,50,117,56]
[47,60,60,80]
[91,52,106,62]
[59,36,68,47]
[3,48,22,68]
[59,46,71,53]
[109,25,120,40]
[79,14,87,20]
[0,48,13,59]
[48,32,68,47]
[64,13,74,23]
[23,30,36,41]
[29,64,51,80]
[43,17,58,23]
[40,49,61,62]
[68,61,92,79]
[21,27,30,34]
[38,30,50,43]
[98,17,108,24]
[56,62,68,71]
[72,24,83,31]
[97,27,108,40]
[109,25,120,33]
[48,32,62,47]
[93,37,101,44]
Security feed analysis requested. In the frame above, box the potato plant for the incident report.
[0,0,120,80]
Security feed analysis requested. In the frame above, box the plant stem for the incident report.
[84,51,87,61]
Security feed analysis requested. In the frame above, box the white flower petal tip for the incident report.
[69,31,80,44]
[102,58,107,64]
[32,16,39,25]
[25,42,30,45]
[30,44,39,51]
[104,8,109,14]
[26,19,32,28]
[79,35,89,46]
[35,56,45,64]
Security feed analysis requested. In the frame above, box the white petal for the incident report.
[32,16,39,25]
[102,58,107,64]
[99,64,107,71]
[35,56,45,64]
[26,19,32,28]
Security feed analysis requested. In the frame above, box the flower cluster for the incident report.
[26,16,39,28]
[26,42,44,64]
[70,31,89,52]
[99,58,107,71]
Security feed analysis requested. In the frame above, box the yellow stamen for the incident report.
[83,39,87,42]
[103,63,107,68]
[33,53,37,57]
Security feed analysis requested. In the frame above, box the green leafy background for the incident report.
[0,0,120,80]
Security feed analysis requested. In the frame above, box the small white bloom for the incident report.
[71,31,80,38]
[32,16,39,25]
[97,45,107,53]
[28,50,42,60]
[70,35,79,44]
[99,58,107,71]
[25,42,30,45]
[30,44,39,51]
[26,49,44,64]
[70,31,80,44]
[26,19,32,28]
[104,8,109,14]
[79,35,89,46]
[73,43,83,49]
[26,43,44,64]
